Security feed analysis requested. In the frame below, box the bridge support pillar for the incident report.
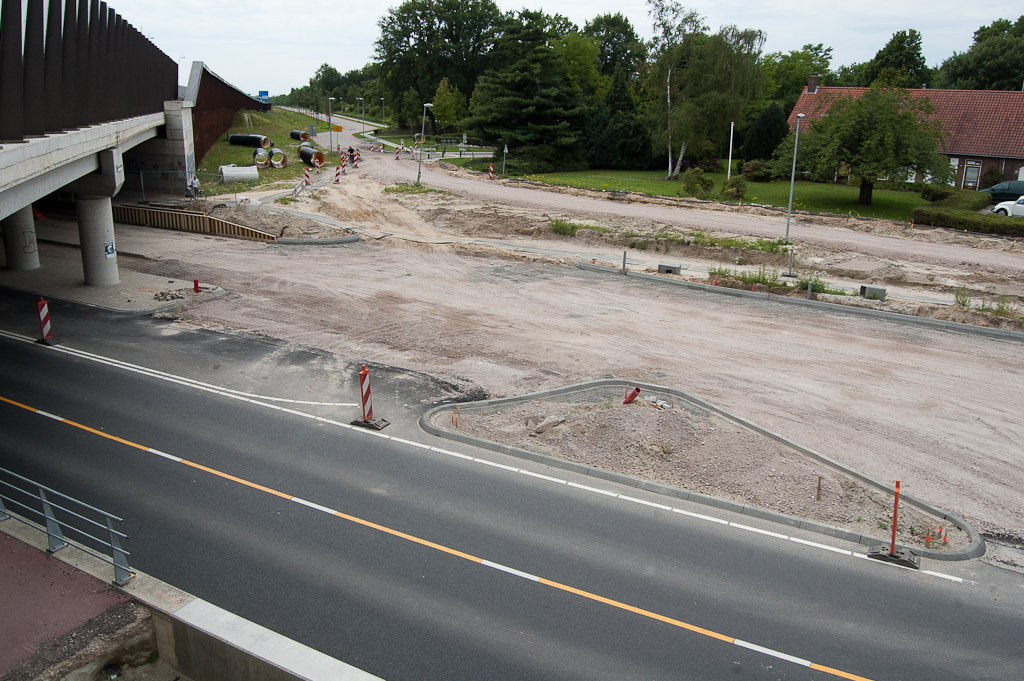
[75,196,119,286]
[1,206,40,270]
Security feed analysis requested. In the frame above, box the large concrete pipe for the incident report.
[219,165,260,183]
[290,129,310,141]
[253,148,270,168]
[228,134,270,148]
[298,141,312,150]
[298,146,326,167]
[269,148,287,168]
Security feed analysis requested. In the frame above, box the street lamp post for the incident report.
[328,97,335,155]
[357,97,364,135]
[784,113,806,277]
[417,102,433,185]
[381,97,385,129]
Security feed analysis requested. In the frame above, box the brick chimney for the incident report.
[807,75,821,93]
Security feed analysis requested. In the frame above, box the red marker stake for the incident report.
[889,480,901,555]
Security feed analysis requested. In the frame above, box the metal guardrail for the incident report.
[0,466,133,585]
[112,204,277,242]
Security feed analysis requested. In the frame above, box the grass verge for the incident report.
[528,170,930,221]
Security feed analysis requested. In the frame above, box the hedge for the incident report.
[911,207,1024,237]
[911,189,1024,237]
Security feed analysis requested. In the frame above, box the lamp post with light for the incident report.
[357,97,364,135]
[381,97,385,128]
[784,112,805,277]
[327,97,335,155]
[417,102,433,185]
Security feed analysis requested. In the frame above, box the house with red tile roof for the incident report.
[787,76,1024,190]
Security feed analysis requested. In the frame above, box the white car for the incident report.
[992,197,1024,217]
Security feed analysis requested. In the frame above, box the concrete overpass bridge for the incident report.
[1,0,266,287]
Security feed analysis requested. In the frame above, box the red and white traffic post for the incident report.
[488,163,494,180]
[334,166,341,183]
[352,365,389,430]
[37,297,56,345]
[303,167,311,185]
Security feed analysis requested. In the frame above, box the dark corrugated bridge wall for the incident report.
[0,0,177,143]
[191,67,271,165]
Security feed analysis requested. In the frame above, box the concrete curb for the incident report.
[419,378,984,562]
[0,517,382,681]
[576,262,1024,343]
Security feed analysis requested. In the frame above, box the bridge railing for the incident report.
[0,465,133,585]
[0,0,177,145]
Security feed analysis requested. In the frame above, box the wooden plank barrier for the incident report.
[112,205,277,242]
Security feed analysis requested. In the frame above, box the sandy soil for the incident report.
[102,144,1024,563]
[433,393,968,552]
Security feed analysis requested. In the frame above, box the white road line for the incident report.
[618,494,672,511]
[34,410,64,421]
[0,330,355,406]
[291,497,339,515]
[733,639,811,667]
[481,560,540,582]
[730,522,789,540]
[431,447,473,460]
[790,537,852,555]
[922,570,964,583]
[474,459,519,472]
[518,470,567,484]
[672,508,729,525]
[567,481,618,497]
[147,448,182,463]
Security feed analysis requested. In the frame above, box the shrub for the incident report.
[741,159,772,182]
[550,219,577,236]
[920,183,955,202]
[721,176,747,201]
[980,166,1003,190]
[930,190,991,211]
[681,167,714,198]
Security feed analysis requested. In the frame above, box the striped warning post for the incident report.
[340,156,347,174]
[334,166,341,183]
[37,298,54,343]
[488,163,494,180]
[358,365,373,420]
[395,147,400,160]
[353,149,361,167]
[303,167,310,185]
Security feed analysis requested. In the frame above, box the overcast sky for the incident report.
[104,0,1022,97]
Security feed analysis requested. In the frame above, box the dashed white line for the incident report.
[733,639,811,667]
[291,497,339,515]
[730,522,789,540]
[481,560,540,582]
[618,494,672,511]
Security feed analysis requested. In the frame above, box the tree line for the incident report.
[270,1,1023,189]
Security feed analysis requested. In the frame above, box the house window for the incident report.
[962,160,981,189]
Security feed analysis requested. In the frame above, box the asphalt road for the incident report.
[1,292,1022,680]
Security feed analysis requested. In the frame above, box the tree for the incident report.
[742,102,788,161]
[862,29,932,88]
[760,44,833,114]
[553,32,605,100]
[584,12,646,77]
[935,16,1024,90]
[432,77,468,132]
[466,14,586,172]
[776,85,950,205]
[646,13,764,180]
[583,66,650,169]
[375,0,500,106]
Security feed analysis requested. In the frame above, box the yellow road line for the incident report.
[1,394,873,681]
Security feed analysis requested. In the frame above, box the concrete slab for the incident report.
[0,238,223,315]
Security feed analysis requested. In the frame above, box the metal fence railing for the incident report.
[0,466,133,585]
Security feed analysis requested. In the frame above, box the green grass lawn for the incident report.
[196,107,333,191]
[528,169,930,221]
